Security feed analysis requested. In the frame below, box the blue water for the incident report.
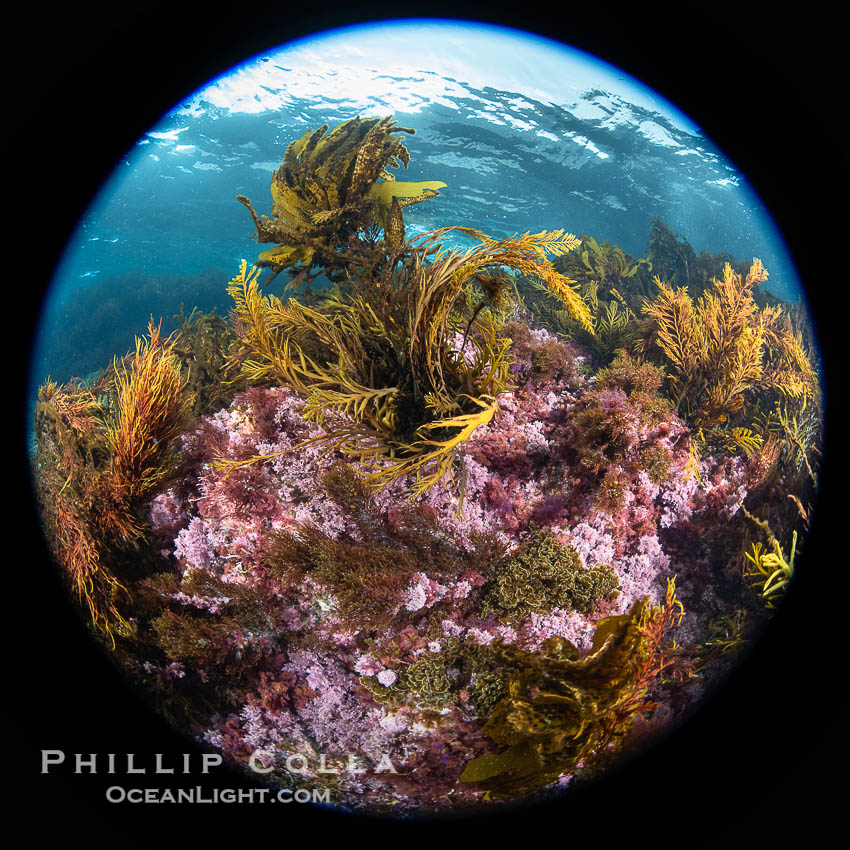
[29,20,805,406]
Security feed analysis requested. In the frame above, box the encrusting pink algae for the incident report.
[141,324,758,810]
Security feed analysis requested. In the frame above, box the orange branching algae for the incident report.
[33,320,192,643]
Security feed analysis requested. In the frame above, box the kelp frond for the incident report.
[682,429,704,483]
[223,224,587,507]
[642,260,817,429]
[724,426,764,458]
[221,257,511,509]
[236,115,445,286]
[577,234,650,286]
[523,266,640,365]
[459,579,684,797]
[642,277,701,395]
[758,400,821,483]
[55,500,134,645]
[421,227,593,333]
[744,536,795,606]
[577,290,637,362]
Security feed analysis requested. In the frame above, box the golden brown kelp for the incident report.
[694,609,752,664]
[221,227,591,506]
[422,226,592,332]
[221,261,507,505]
[460,579,684,797]
[641,259,817,428]
[33,321,192,643]
[739,504,798,610]
[556,281,639,364]
[145,568,285,680]
[741,394,821,558]
[107,321,193,511]
[553,233,653,307]
[521,253,641,366]
[236,116,446,290]
[691,503,801,666]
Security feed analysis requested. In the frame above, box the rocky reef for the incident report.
[31,115,822,815]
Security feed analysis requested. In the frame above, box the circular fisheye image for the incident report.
[28,18,823,816]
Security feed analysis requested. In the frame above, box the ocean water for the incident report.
[29,20,804,398]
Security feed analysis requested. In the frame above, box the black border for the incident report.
[17,1,842,839]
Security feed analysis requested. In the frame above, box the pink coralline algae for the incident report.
[144,327,751,814]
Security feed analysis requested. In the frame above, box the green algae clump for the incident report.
[483,528,619,622]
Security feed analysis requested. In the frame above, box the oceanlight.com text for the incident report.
[105,786,330,804]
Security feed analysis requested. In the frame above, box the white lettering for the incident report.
[105,786,125,802]
[285,754,307,774]
[75,754,97,774]
[41,750,65,773]
[201,754,222,774]
[318,754,339,774]
[374,754,399,773]
[248,749,275,774]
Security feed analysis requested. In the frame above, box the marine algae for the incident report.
[460,579,684,797]
[263,464,505,633]
[642,259,817,427]
[221,224,591,507]
[741,505,797,608]
[482,528,619,622]
[33,321,192,644]
[236,116,446,290]
[555,233,652,310]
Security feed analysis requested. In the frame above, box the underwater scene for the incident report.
[29,21,824,816]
